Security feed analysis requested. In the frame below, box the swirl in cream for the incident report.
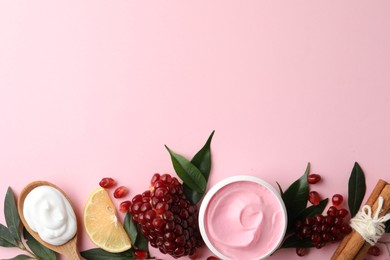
[203,180,286,260]
[23,186,77,246]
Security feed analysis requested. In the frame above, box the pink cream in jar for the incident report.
[199,176,287,260]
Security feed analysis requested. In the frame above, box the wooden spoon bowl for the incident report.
[17,181,82,259]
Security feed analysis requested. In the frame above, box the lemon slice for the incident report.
[84,187,131,253]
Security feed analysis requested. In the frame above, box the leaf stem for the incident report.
[18,241,39,259]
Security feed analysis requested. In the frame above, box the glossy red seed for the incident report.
[308,191,321,205]
[296,248,307,257]
[141,202,151,212]
[142,190,151,198]
[332,194,344,207]
[174,246,185,257]
[308,174,321,184]
[325,215,334,225]
[119,200,132,213]
[334,217,343,227]
[153,217,165,230]
[156,202,168,214]
[367,245,381,256]
[151,173,160,185]
[99,177,116,189]
[327,206,338,217]
[135,250,148,259]
[304,217,315,226]
[161,173,172,183]
[301,226,311,236]
[337,208,349,218]
[132,194,143,203]
[314,214,324,224]
[113,186,129,198]
[145,210,156,222]
[131,202,142,214]
[322,233,332,242]
[341,224,352,234]
[207,257,220,260]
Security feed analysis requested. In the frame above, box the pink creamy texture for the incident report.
[204,181,285,259]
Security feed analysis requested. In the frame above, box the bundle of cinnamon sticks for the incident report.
[331,179,390,260]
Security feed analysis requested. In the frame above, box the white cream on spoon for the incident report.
[23,185,77,246]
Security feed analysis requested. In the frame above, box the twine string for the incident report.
[350,196,390,245]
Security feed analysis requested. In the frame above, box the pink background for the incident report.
[1,1,390,259]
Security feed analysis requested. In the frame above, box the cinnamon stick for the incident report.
[354,184,390,260]
[331,179,389,260]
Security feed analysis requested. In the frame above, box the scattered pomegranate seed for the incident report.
[99,177,116,189]
[367,245,381,256]
[308,191,321,205]
[332,194,344,207]
[296,248,307,256]
[134,250,148,259]
[308,174,321,184]
[206,257,220,260]
[114,186,129,198]
[119,200,132,213]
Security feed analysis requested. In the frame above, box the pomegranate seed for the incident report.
[332,194,344,207]
[327,206,338,217]
[296,248,307,256]
[314,214,324,224]
[113,186,129,198]
[119,200,132,213]
[308,191,321,205]
[308,174,321,184]
[135,250,148,259]
[207,257,220,260]
[132,194,143,203]
[341,224,352,234]
[99,177,116,189]
[367,245,381,256]
[151,173,160,185]
[337,208,348,218]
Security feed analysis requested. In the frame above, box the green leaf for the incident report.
[80,248,134,260]
[0,224,18,247]
[191,130,214,181]
[123,214,150,257]
[23,228,56,260]
[124,213,137,245]
[4,187,21,242]
[5,254,31,260]
[134,224,149,256]
[348,162,366,217]
[183,131,215,204]
[385,219,390,233]
[296,198,329,220]
[183,185,204,205]
[281,163,310,229]
[165,145,207,193]
[281,235,314,248]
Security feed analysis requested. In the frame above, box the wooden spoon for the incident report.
[17,181,82,259]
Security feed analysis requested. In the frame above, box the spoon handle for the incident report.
[63,248,82,260]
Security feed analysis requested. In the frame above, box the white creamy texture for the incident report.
[23,185,77,246]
